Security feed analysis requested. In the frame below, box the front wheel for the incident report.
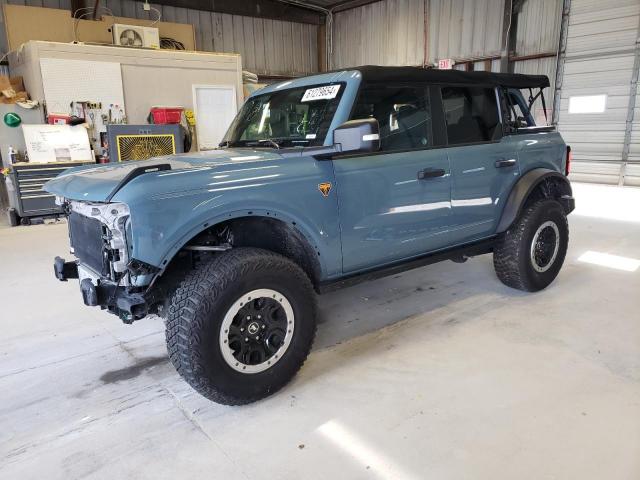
[493,199,569,292]
[165,248,317,405]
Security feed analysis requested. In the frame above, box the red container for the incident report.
[150,107,183,124]
[48,114,71,125]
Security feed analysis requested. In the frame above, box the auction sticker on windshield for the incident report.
[301,85,341,102]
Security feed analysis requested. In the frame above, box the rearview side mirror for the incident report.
[333,118,380,154]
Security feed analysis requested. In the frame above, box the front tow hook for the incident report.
[54,256,79,281]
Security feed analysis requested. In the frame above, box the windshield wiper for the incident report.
[240,139,282,149]
[257,138,281,149]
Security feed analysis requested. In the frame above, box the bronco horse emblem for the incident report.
[318,182,332,197]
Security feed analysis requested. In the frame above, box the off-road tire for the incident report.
[493,199,568,292]
[165,247,317,405]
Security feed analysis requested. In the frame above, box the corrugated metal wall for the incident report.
[428,0,505,63]
[0,0,318,76]
[557,0,640,185]
[331,0,426,68]
[513,0,563,115]
[331,0,563,108]
[331,0,563,67]
[516,0,562,56]
[331,0,505,69]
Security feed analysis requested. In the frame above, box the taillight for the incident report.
[565,146,572,176]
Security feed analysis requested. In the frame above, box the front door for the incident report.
[333,83,452,274]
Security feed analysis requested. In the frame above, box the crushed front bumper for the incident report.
[53,256,148,323]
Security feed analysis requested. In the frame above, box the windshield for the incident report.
[222,83,345,148]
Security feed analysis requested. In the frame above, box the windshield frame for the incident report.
[222,82,347,149]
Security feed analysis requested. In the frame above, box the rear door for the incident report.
[439,86,521,244]
[333,83,452,273]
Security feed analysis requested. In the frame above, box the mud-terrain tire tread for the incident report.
[165,247,317,405]
[493,199,569,292]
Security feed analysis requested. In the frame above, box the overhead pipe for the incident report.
[274,0,335,70]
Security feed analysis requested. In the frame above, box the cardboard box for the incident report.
[0,75,28,104]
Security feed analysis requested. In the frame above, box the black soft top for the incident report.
[351,65,550,89]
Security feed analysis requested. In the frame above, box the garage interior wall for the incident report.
[513,0,563,118]
[0,0,318,76]
[331,0,563,108]
[1,0,565,97]
[3,0,638,187]
[556,0,640,186]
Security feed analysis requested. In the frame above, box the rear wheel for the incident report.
[165,248,317,405]
[493,199,568,292]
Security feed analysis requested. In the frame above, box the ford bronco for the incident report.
[46,66,574,405]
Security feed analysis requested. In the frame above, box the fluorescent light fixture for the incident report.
[577,251,640,272]
[568,94,606,114]
[317,420,419,480]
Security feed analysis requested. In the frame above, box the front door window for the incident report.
[351,85,433,151]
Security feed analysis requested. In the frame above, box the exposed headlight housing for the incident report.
[69,200,131,274]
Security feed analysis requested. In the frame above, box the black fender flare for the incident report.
[496,168,573,233]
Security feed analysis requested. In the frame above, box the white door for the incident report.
[192,85,237,150]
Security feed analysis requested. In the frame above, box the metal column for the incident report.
[619,13,640,186]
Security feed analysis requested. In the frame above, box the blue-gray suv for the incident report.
[46,66,575,405]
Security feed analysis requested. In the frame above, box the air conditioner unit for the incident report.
[112,24,160,49]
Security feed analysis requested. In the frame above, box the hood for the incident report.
[44,149,284,202]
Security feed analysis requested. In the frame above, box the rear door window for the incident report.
[441,87,500,145]
[350,84,432,152]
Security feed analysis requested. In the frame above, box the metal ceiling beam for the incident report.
[145,0,326,24]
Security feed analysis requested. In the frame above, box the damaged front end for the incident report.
[53,199,160,323]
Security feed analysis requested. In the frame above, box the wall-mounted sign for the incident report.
[22,124,92,163]
[437,58,454,70]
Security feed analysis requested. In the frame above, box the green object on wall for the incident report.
[3,112,22,127]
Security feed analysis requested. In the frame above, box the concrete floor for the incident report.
[1,182,639,480]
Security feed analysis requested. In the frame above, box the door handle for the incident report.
[495,158,517,168]
[417,168,446,180]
